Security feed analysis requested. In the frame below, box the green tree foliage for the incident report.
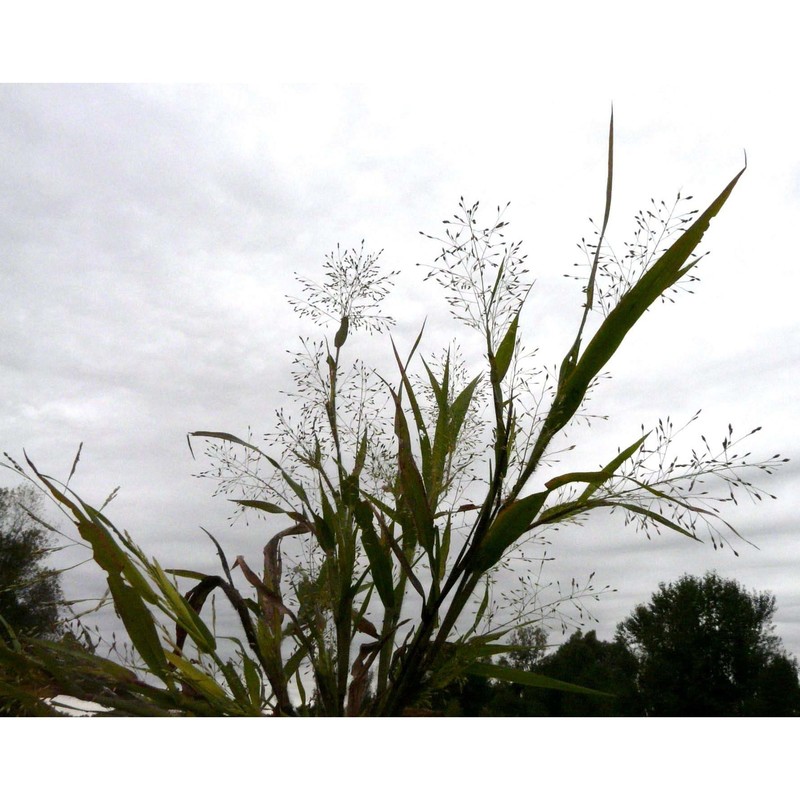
[435,579,800,716]
[0,486,63,641]
[436,627,640,716]
[617,572,800,716]
[0,486,65,715]
[510,630,640,716]
[502,625,548,673]
[0,117,786,715]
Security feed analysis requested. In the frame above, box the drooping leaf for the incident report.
[545,470,613,491]
[166,568,212,581]
[189,430,260,452]
[150,559,217,654]
[615,502,702,540]
[263,525,306,595]
[24,457,170,676]
[232,556,292,616]
[199,527,234,586]
[230,499,290,515]
[466,661,613,697]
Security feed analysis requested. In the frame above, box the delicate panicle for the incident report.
[288,242,398,335]
[567,193,704,316]
[420,199,532,345]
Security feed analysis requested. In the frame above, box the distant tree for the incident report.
[432,625,638,716]
[501,625,548,673]
[747,652,800,715]
[529,630,641,716]
[0,486,63,642]
[0,485,66,715]
[477,629,640,716]
[617,572,800,716]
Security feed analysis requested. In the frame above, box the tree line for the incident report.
[432,572,800,716]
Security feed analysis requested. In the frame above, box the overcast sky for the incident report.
[2,7,799,678]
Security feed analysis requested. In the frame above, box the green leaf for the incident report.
[391,334,432,486]
[473,490,549,571]
[150,560,217,654]
[545,470,613,491]
[230,499,289,515]
[216,660,253,710]
[493,312,519,382]
[391,387,434,552]
[533,498,606,527]
[241,652,264,708]
[438,517,451,583]
[467,661,613,697]
[353,433,368,480]
[314,485,337,552]
[554,112,615,395]
[556,164,746,426]
[353,501,395,610]
[575,432,649,502]
[361,491,399,525]
[600,433,649,475]
[106,574,169,676]
[449,375,481,444]
[165,569,212,581]
[585,109,615,313]
[24,458,170,676]
[421,355,447,411]
[164,650,232,705]
[190,430,262,452]
[616,502,702,540]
